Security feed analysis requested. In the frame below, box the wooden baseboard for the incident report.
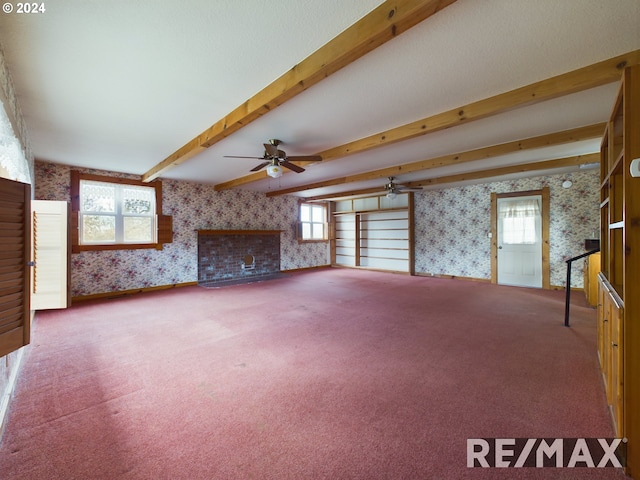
[549,285,585,292]
[283,265,332,273]
[72,281,198,303]
[414,272,491,283]
[70,271,580,303]
[72,267,335,303]
[331,264,412,275]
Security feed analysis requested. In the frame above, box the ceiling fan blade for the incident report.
[280,161,305,173]
[263,143,280,157]
[223,155,266,159]
[286,155,322,162]
[250,161,271,172]
[396,184,423,192]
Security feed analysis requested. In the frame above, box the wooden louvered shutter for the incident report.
[31,200,70,310]
[157,214,173,246]
[0,176,30,357]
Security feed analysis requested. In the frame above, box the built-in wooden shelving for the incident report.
[598,65,640,477]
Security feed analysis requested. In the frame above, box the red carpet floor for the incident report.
[0,268,626,479]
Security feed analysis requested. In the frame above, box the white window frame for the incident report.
[78,178,158,246]
[78,178,157,246]
[299,203,328,242]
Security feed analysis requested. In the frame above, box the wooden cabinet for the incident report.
[583,252,600,307]
[597,276,624,436]
[598,64,640,477]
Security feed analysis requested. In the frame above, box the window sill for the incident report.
[297,239,329,245]
[72,243,164,253]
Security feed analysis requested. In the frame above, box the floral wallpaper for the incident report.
[0,43,33,184]
[414,170,600,288]
[35,161,599,296]
[34,161,329,297]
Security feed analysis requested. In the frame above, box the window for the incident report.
[498,198,539,245]
[71,171,172,252]
[299,203,327,241]
[79,180,156,244]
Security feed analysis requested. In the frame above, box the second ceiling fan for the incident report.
[383,177,422,198]
[224,139,322,178]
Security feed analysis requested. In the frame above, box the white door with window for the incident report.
[497,195,542,288]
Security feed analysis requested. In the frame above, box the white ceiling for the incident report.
[1,0,639,198]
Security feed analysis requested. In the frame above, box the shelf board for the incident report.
[608,149,625,177]
[603,154,625,185]
[609,221,624,230]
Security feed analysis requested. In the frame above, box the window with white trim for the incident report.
[299,203,327,241]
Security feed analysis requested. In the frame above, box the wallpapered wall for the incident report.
[34,161,329,297]
[414,169,600,287]
[0,44,33,183]
[35,161,599,296]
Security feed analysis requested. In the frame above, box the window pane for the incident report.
[82,215,115,242]
[503,217,536,244]
[311,223,324,239]
[311,205,324,222]
[302,223,311,239]
[123,187,155,215]
[81,182,115,213]
[124,216,153,242]
[300,205,310,222]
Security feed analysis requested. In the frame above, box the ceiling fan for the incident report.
[383,177,422,198]
[224,139,322,178]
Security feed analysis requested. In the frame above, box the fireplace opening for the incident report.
[197,230,281,287]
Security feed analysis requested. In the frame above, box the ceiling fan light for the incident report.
[266,164,283,178]
[386,191,397,200]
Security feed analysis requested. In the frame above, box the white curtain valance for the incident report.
[498,198,540,219]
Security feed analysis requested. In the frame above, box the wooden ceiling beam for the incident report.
[216,49,639,191]
[264,123,605,196]
[408,152,600,188]
[141,0,457,182]
[303,153,600,201]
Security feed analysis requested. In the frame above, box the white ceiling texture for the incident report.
[1,0,639,199]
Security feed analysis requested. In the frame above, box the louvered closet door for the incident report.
[31,200,70,310]
[0,176,31,357]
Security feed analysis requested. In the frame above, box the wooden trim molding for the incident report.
[414,272,492,283]
[490,187,550,288]
[72,281,198,303]
[197,230,281,236]
[490,192,497,284]
[70,170,172,253]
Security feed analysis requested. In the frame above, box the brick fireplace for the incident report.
[197,230,281,286]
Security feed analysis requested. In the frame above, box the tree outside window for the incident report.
[80,180,156,244]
